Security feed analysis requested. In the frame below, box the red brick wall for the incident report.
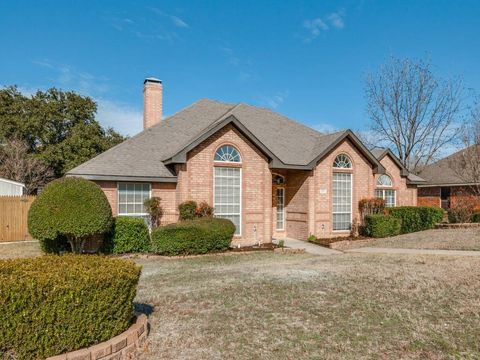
[312,139,375,238]
[378,155,417,206]
[418,187,441,207]
[177,124,272,246]
[285,170,310,240]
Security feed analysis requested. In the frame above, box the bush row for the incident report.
[387,206,444,234]
[151,217,236,255]
[0,255,141,359]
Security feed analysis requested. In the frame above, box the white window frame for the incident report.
[332,172,353,232]
[213,167,242,236]
[276,187,285,231]
[117,182,152,216]
[375,189,396,207]
[214,145,242,163]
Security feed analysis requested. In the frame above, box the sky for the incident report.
[0,0,479,136]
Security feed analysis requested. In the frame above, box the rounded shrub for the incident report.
[151,217,235,255]
[364,214,402,238]
[0,255,141,359]
[28,177,113,253]
[106,217,151,254]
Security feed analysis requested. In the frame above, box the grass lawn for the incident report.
[347,228,480,251]
[135,252,480,359]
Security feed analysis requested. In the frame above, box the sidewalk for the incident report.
[346,247,480,256]
[274,238,342,255]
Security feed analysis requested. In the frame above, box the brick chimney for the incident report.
[143,77,163,129]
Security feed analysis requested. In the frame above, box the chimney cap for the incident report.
[144,77,162,84]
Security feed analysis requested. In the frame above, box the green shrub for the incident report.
[106,217,151,254]
[143,197,163,229]
[388,206,443,234]
[0,255,141,359]
[307,234,317,242]
[151,217,235,255]
[28,177,113,253]
[178,200,197,220]
[364,214,402,238]
[197,201,214,217]
[472,212,480,223]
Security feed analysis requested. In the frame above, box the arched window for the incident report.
[377,174,393,187]
[333,154,352,169]
[272,174,285,185]
[214,145,241,162]
[375,175,395,207]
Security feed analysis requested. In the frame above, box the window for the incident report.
[272,174,285,185]
[118,183,151,216]
[214,167,241,235]
[333,154,352,169]
[375,189,396,207]
[214,145,241,162]
[276,187,285,230]
[376,174,395,207]
[377,174,393,187]
[333,173,352,231]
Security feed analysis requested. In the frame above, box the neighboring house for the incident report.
[418,147,480,209]
[67,78,423,245]
[0,177,25,196]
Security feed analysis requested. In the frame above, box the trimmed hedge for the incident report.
[151,217,235,255]
[364,214,402,238]
[107,217,151,254]
[388,206,443,234]
[28,177,113,253]
[0,255,141,359]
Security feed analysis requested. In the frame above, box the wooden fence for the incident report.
[0,196,36,242]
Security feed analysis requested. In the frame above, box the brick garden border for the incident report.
[47,314,148,360]
[435,223,480,229]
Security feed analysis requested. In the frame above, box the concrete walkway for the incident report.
[346,247,480,256]
[274,238,342,255]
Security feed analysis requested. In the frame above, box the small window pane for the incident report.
[333,154,352,169]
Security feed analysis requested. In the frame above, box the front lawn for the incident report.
[135,252,480,359]
[347,228,480,251]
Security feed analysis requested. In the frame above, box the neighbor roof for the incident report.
[419,146,479,186]
[67,99,385,181]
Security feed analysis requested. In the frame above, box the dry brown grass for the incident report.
[135,252,480,360]
[0,241,41,259]
[347,228,480,251]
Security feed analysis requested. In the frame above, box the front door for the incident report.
[440,187,451,209]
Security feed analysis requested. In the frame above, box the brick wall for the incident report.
[178,124,272,246]
[378,155,417,206]
[285,170,310,240]
[418,187,441,207]
[312,139,375,238]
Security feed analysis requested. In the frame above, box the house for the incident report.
[418,146,480,209]
[0,177,25,196]
[67,78,423,245]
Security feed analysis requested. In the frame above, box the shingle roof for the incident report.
[419,146,478,186]
[67,99,383,180]
[370,147,426,184]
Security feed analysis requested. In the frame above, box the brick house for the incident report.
[67,78,424,246]
[418,147,480,210]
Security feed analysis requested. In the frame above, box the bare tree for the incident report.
[0,139,53,194]
[365,57,465,172]
[449,104,480,197]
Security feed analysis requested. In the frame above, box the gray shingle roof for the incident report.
[419,146,478,186]
[369,147,426,184]
[67,99,383,180]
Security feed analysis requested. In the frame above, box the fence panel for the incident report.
[0,196,36,242]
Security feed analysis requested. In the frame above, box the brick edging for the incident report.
[47,314,148,360]
[435,223,480,229]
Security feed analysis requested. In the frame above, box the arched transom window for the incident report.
[214,145,241,162]
[333,154,352,169]
[377,174,393,187]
